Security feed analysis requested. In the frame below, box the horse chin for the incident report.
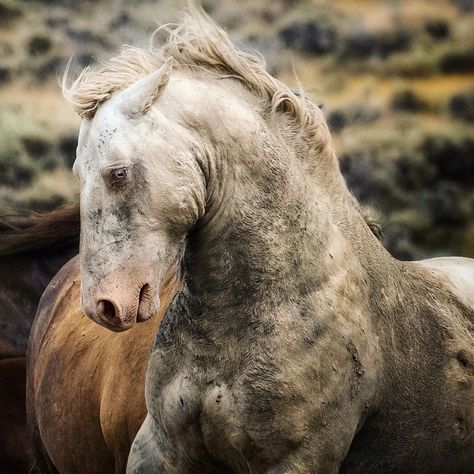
[99,318,137,332]
[88,313,137,332]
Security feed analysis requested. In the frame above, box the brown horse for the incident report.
[27,256,180,473]
[0,206,79,474]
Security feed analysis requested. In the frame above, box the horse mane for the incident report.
[63,6,333,161]
[360,205,383,241]
[0,204,80,256]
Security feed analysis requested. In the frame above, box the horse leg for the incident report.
[28,434,58,473]
[127,415,167,473]
[127,407,363,474]
[269,404,367,473]
[28,413,59,474]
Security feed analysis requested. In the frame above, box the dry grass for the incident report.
[0,168,78,212]
[0,82,79,134]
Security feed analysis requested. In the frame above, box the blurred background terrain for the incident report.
[0,0,472,259]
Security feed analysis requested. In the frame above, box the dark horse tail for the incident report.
[0,203,80,256]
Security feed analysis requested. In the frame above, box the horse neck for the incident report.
[181,119,391,333]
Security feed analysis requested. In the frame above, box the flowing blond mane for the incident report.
[63,7,333,160]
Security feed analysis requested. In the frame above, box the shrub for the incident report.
[0,0,22,24]
[339,151,392,203]
[420,134,474,185]
[439,48,474,73]
[340,28,411,60]
[463,224,474,257]
[0,148,36,186]
[0,110,58,186]
[279,20,339,55]
[391,89,427,112]
[15,193,65,212]
[419,181,469,226]
[327,105,380,133]
[110,11,130,29]
[383,222,420,260]
[351,105,381,124]
[76,52,95,67]
[387,50,439,78]
[64,27,110,47]
[449,90,474,122]
[395,155,437,191]
[450,0,474,12]
[59,135,78,168]
[424,20,450,40]
[22,135,60,171]
[29,54,64,81]
[27,35,52,57]
[24,0,86,6]
[327,109,348,133]
[21,136,52,159]
[0,66,11,86]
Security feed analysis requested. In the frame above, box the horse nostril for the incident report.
[97,299,119,322]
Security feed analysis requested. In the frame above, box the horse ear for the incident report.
[119,58,173,117]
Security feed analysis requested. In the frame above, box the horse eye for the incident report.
[112,168,127,180]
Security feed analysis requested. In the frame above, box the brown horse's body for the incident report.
[0,207,79,474]
[27,256,179,473]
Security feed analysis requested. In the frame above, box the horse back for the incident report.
[416,256,474,309]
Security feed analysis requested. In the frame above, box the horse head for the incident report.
[74,59,212,331]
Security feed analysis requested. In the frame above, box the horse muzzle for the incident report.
[81,280,160,332]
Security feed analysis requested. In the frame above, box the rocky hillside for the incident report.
[0,0,473,259]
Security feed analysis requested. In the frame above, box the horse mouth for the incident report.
[94,312,137,332]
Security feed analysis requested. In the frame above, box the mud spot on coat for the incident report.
[347,341,365,376]
[90,208,103,230]
[456,350,471,370]
[303,324,325,347]
[112,202,132,226]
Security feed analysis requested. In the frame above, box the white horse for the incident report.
[66,9,473,473]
